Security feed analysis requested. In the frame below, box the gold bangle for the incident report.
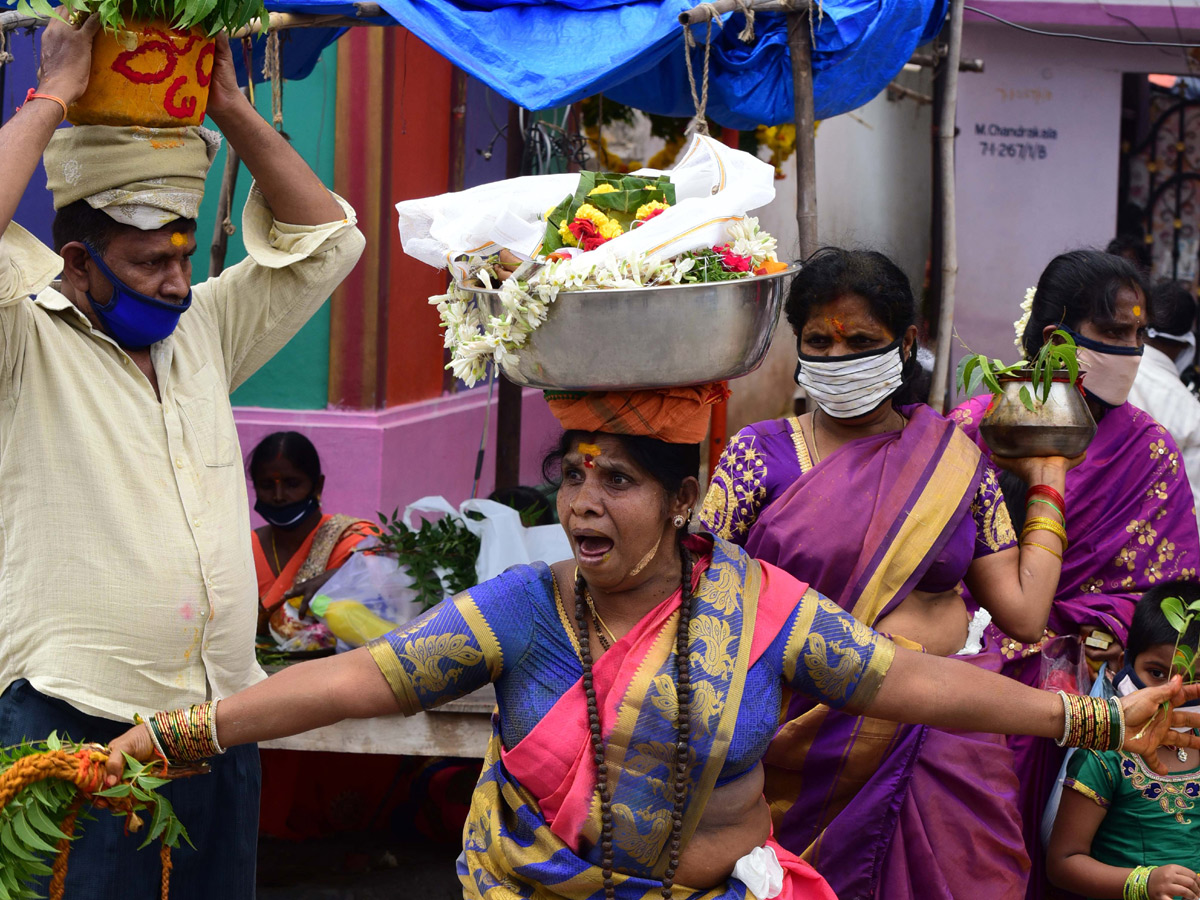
[1022,540,1063,561]
[1022,516,1068,550]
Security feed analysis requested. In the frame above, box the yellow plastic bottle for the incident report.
[307,595,396,647]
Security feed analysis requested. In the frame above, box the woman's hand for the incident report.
[1148,864,1200,900]
[1121,675,1200,775]
[1080,625,1123,668]
[103,724,157,786]
[37,15,102,106]
[991,452,1084,484]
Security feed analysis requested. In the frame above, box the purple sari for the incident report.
[701,405,1029,900]
[952,397,1200,898]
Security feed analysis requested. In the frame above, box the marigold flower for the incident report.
[636,200,670,222]
[588,184,619,196]
[558,219,579,247]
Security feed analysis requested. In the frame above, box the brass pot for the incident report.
[978,371,1097,458]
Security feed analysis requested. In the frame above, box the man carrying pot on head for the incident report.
[0,16,364,898]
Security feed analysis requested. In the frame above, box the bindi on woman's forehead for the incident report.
[577,442,603,469]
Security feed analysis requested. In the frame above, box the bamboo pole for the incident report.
[788,10,818,257]
[679,0,807,24]
[928,0,965,413]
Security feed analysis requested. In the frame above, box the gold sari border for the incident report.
[842,636,896,716]
[457,592,505,680]
[366,636,420,716]
[783,588,823,684]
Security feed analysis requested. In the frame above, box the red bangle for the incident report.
[1027,484,1065,511]
[17,88,69,122]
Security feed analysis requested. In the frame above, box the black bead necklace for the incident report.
[573,543,695,900]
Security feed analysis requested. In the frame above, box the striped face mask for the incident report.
[794,340,905,419]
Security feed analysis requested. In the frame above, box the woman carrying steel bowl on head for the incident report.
[106,385,1198,900]
[951,249,1200,897]
[700,248,1082,899]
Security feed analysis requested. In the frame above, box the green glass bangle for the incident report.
[1124,865,1155,900]
[1026,496,1064,516]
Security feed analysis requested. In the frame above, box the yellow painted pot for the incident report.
[67,20,216,127]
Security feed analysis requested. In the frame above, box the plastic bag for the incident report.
[404,496,573,585]
[1038,634,1092,697]
[395,134,777,284]
[268,600,335,653]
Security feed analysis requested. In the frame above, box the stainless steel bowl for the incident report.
[460,265,797,390]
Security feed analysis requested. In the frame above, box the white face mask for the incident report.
[794,341,905,419]
[1147,327,1197,375]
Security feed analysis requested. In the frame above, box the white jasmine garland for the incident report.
[1013,285,1037,354]
[725,217,778,267]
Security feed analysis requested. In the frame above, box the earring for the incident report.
[672,514,686,529]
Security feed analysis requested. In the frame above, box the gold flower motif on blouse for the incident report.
[689,615,736,680]
[395,633,484,694]
[1158,540,1177,562]
[1118,575,1137,590]
[1183,568,1198,580]
[1169,452,1180,476]
[701,435,769,540]
[1146,481,1169,502]
[1151,438,1168,460]
[1081,577,1104,594]
[1114,547,1138,571]
[972,468,1018,551]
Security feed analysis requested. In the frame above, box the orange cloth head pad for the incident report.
[544,383,731,445]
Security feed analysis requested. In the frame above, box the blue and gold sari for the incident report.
[367,536,895,899]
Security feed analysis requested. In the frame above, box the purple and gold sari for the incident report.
[701,404,1029,900]
[952,396,1200,897]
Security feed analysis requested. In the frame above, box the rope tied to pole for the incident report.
[682,6,720,135]
[0,747,176,900]
[263,29,285,132]
[734,0,756,42]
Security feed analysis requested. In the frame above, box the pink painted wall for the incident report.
[951,21,1198,386]
[235,388,562,526]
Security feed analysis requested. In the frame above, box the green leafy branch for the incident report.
[956,329,1080,411]
[0,734,190,900]
[7,0,269,39]
[372,509,482,611]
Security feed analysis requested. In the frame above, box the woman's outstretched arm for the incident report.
[867,646,1200,775]
[104,647,397,783]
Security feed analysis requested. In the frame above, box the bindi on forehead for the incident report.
[577,442,603,469]
[169,232,189,248]
[825,316,847,335]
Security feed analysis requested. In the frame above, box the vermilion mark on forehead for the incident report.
[577,441,602,469]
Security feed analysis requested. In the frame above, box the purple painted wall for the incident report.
[236,387,562,526]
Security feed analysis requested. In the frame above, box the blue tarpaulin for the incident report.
[251,0,946,127]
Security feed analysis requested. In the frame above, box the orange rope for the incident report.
[0,748,173,900]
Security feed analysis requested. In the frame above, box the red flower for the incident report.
[568,217,610,252]
[715,243,752,273]
[632,206,666,228]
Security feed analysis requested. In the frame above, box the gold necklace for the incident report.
[576,567,615,650]
[269,531,283,575]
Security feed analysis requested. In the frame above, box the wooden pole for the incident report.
[928,0,964,413]
[208,87,250,278]
[494,103,526,494]
[787,10,818,258]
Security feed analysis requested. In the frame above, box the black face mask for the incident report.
[255,496,319,530]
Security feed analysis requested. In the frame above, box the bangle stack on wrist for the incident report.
[146,700,226,762]
[1022,484,1068,561]
[1055,691,1126,751]
[1124,865,1156,900]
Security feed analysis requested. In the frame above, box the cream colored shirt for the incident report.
[0,186,365,721]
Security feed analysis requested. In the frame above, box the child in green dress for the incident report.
[1047,581,1200,900]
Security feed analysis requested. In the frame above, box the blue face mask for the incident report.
[83,242,192,349]
[255,496,320,530]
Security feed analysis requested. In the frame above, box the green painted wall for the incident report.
[197,43,339,410]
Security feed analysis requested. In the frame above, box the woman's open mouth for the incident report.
[574,533,615,564]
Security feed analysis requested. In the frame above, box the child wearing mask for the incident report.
[1047,580,1200,900]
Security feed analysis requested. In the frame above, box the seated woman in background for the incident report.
[701,248,1077,899]
[249,431,376,636]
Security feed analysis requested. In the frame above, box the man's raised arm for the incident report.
[202,34,345,226]
[0,16,100,237]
